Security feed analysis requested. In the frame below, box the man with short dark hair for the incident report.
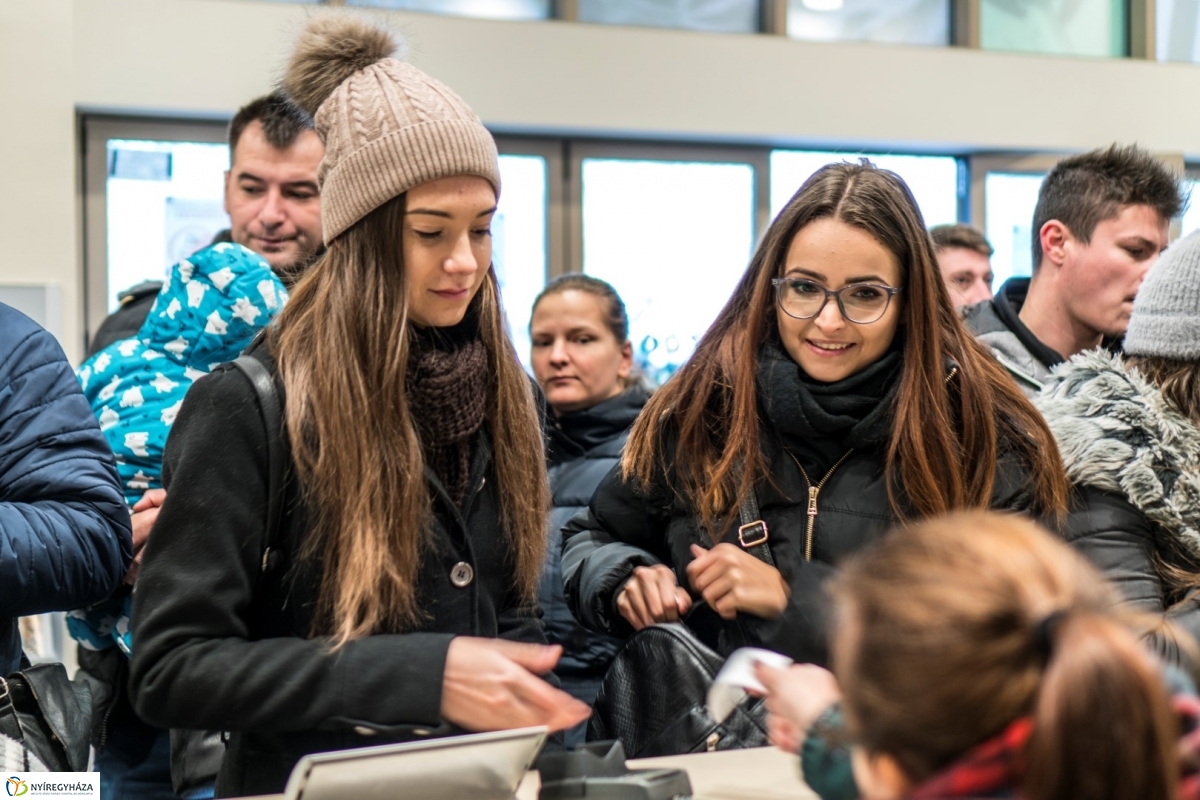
[963,144,1185,396]
[89,93,322,355]
[931,223,995,310]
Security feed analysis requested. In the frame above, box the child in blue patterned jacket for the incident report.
[69,242,288,655]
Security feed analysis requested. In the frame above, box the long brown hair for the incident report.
[270,194,548,645]
[1125,355,1200,598]
[831,512,1180,800]
[1128,355,1200,426]
[622,161,1068,532]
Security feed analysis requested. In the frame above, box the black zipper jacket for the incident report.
[561,383,1038,667]
[541,388,648,676]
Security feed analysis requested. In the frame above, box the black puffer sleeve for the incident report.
[561,464,672,638]
[1064,486,1199,671]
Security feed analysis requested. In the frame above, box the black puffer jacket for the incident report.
[541,388,648,675]
[1038,350,1200,670]
[129,342,547,797]
[562,373,1038,667]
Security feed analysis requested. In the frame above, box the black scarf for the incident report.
[756,339,902,475]
[406,312,488,506]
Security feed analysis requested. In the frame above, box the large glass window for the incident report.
[581,158,756,386]
[105,139,230,311]
[345,0,552,19]
[980,0,1127,58]
[786,0,950,45]
[579,0,760,32]
[770,150,960,227]
[984,172,1045,290]
[495,154,549,369]
[1158,0,1200,62]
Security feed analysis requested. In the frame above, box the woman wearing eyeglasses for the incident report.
[562,161,1069,667]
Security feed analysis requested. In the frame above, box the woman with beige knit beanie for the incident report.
[127,13,588,796]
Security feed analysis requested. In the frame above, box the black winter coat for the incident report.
[562,387,1037,667]
[541,388,647,676]
[1038,350,1200,670]
[128,345,546,797]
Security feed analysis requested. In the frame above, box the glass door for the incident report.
[571,143,767,386]
[82,117,229,345]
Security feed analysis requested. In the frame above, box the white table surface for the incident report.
[516,746,816,800]
[247,743,816,800]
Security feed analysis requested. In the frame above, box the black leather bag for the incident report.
[587,622,768,758]
[0,661,92,772]
[587,489,777,758]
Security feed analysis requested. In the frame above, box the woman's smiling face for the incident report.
[775,218,903,383]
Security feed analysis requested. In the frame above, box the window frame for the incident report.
[81,115,229,348]
[566,139,772,275]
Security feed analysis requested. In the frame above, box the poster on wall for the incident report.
[165,197,229,266]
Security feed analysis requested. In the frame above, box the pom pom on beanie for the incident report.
[283,13,402,118]
[281,13,500,243]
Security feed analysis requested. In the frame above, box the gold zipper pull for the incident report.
[807,487,819,517]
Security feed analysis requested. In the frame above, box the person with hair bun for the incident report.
[529,274,649,743]
[758,512,1199,800]
[562,161,1068,671]
[1038,228,1200,672]
[128,13,587,796]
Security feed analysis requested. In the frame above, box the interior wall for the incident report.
[5,0,1200,357]
[72,0,1200,154]
[0,0,80,360]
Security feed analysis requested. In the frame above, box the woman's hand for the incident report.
[685,543,790,620]
[755,662,841,755]
[616,564,692,630]
[441,638,591,733]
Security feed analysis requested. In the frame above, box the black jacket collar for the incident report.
[993,278,1066,369]
[547,387,649,463]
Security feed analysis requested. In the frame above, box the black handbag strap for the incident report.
[232,354,284,576]
[736,489,775,568]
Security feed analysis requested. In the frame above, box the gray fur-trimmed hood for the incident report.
[1037,349,1200,557]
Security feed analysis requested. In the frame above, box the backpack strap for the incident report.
[231,354,284,576]
[736,488,775,568]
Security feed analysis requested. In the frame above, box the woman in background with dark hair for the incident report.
[529,274,649,745]
[562,161,1068,667]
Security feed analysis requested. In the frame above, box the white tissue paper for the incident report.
[706,647,794,724]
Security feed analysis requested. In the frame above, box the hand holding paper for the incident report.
[754,661,841,755]
[706,647,794,725]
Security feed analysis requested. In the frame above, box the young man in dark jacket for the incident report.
[0,303,132,674]
[963,144,1183,397]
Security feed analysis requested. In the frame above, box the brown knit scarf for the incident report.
[406,336,488,506]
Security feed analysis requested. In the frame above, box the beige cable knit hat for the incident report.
[283,13,500,244]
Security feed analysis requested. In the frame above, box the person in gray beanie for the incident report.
[1036,227,1200,675]
[128,11,587,797]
